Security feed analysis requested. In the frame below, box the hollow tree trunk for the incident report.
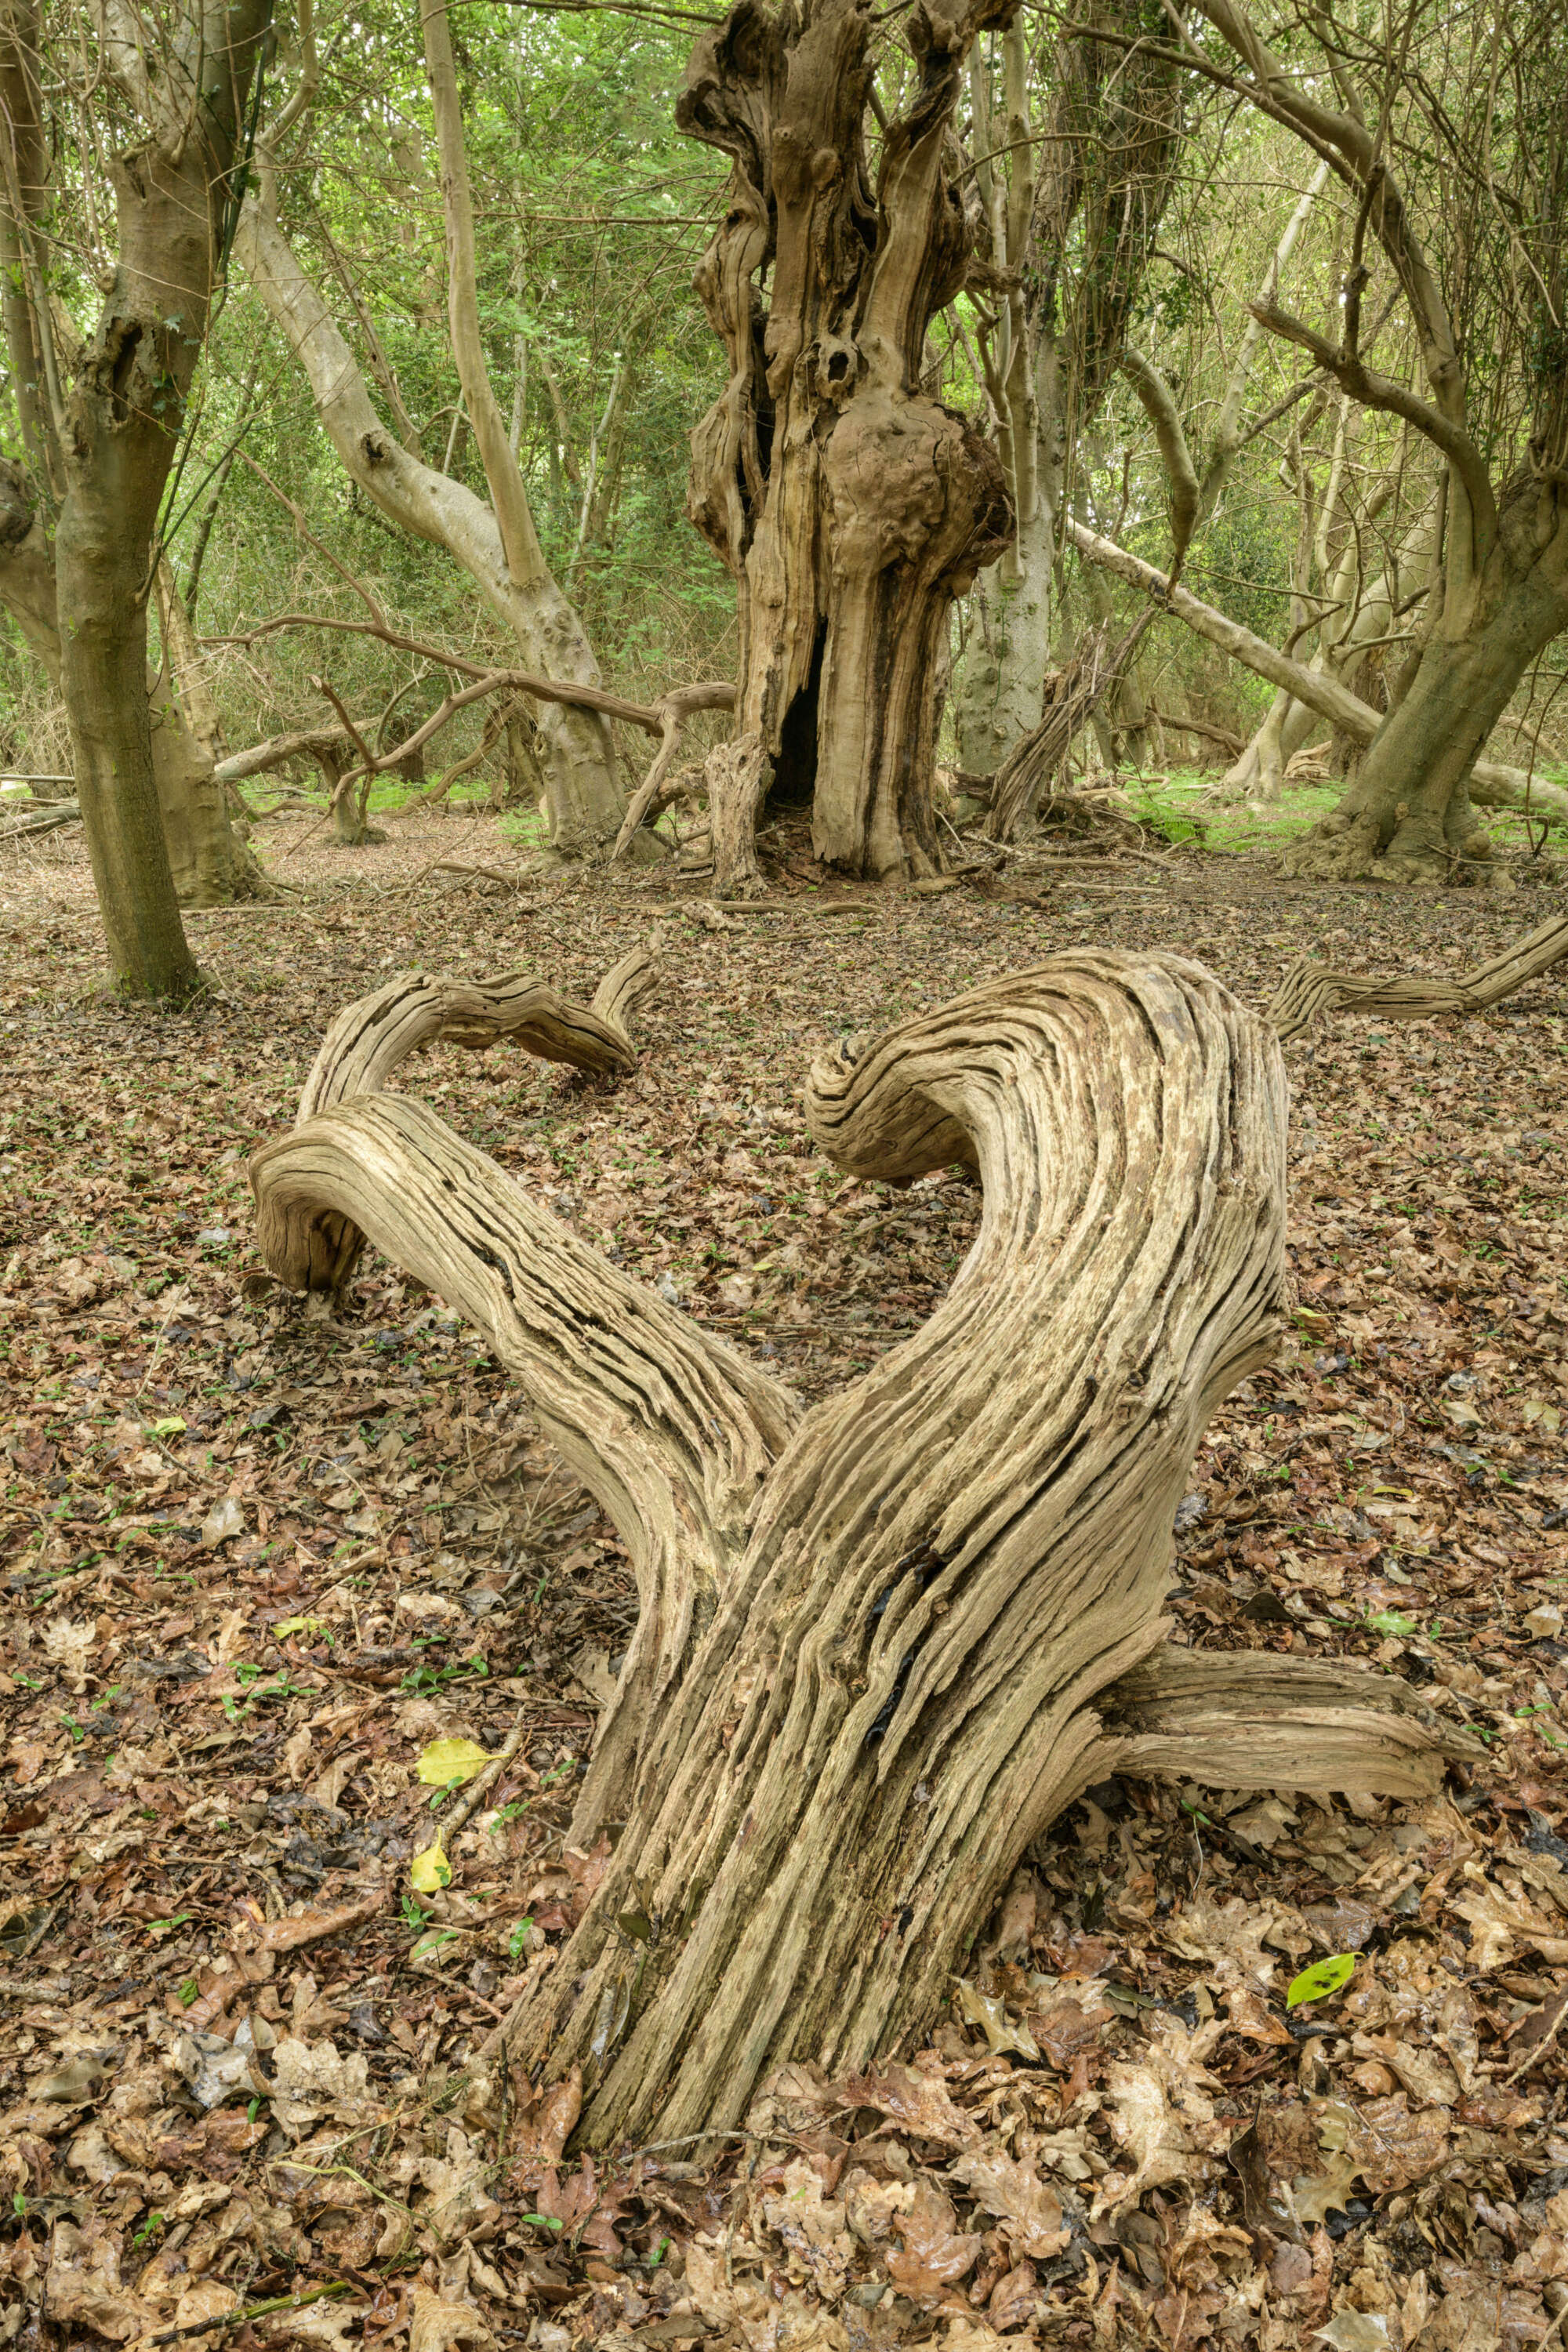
[680,0,1013,889]
[252,948,1468,2147]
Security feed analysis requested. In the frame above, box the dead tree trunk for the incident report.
[678,0,1014,890]
[251,946,1468,2147]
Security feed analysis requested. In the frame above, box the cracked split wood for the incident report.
[1269,913,1568,1041]
[249,944,1475,2144]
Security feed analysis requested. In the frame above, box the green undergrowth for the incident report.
[1127,764,1568,862]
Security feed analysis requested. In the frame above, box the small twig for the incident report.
[1502,1990,1568,2085]
[141,2281,356,2347]
[435,1722,528,1838]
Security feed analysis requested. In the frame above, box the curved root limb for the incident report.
[1269,911,1568,1041]
[1102,1645,1479,1799]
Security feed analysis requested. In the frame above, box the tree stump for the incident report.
[250,946,1470,2147]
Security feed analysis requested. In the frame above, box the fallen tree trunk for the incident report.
[1064,517,1568,829]
[250,946,1471,2147]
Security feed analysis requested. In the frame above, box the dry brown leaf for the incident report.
[949,2147,1069,2259]
[406,2286,495,2352]
[836,2060,981,2147]
[45,2220,154,2342]
[883,2178,983,2303]
[760,2157,855,2296]
[264,2036,384,2140]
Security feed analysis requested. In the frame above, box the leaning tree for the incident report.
[250,938,1490,2146]
[674,0,1019,890]
[1073,0,1568,884]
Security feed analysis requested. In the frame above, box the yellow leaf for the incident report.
[415,1737,493,1787]
[409,1839,452,1893]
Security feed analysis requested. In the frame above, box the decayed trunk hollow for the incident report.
[680,0,1014,889]
[250,946,1471,2147]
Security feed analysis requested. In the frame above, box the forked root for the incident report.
[248,945,1475,2144]
[1101,1645,1478,1802]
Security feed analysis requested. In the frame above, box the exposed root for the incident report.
[1269,912,1568,1040]
[1102,1645,1479,1800]
[248,946,1465,2145]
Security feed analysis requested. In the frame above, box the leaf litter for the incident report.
[1,809,1566,2348]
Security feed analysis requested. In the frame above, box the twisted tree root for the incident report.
[249,947,1477,2145]
[1269,912,1568,1041]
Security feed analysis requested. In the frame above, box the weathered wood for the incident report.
[1269,913,1568,1041]
[680,0,1014,886]
[249,947,1472,2147]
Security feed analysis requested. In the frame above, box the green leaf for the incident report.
[1287,1952,1357,2009]
[1364,1609,1419,1637]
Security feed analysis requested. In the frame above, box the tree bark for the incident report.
[251,948,1470,2148]
[679,0,1014,888]
[234,198,628,861]
[2,0,274,996]
[0,463,270,908]
[1281,529,1568,881]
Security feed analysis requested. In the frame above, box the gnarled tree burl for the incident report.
[252,951,1465,2143]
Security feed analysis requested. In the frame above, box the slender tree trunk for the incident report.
[55,422,200,997]
[1065,513,1568,833]
[2,0,274,995]
[2,467,268,912]
[955,495,1055,774]
[234,198,627,861]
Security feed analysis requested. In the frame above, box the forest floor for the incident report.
[2,800,1567,2352]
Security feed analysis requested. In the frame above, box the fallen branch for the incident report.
[205,608,734,742]
[611,683,728,859]
[1065,516,1568,825]
[435,1722,528,1838]
[1268,913,1568,1040]
[0,797,79,839]
[984,615,1155,842]
[1148,706,1246,757]
[215,724,376,787]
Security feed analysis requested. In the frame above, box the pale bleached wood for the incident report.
[1269,913,1568,1041]
[250,948,1473,2147]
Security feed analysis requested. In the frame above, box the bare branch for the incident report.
[1248,299,1499,552]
